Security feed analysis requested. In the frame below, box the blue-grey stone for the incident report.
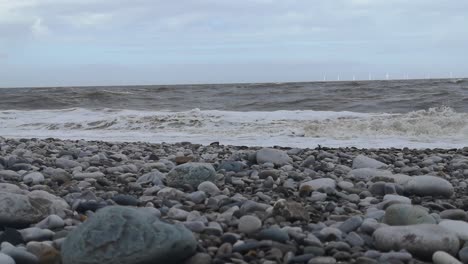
[61,206,197,264]
[338,216,363,233]
[458,247,468,264]
[166,163,216,189]
[111,194,139,206]
[257,227,289,243]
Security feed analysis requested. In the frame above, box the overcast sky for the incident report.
[0,0,467,87]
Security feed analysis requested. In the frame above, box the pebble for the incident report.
[439,220,468,240]
[0,253,15,264]
[23,172,45,184]
[0,192,48,227]
[238,215,262,234]
[256,148,292,166]
[440,209,467,220]
[1,242,39,264]
[184,252,212,264]
[383,204,436,225]
[432,251,462,264]
[272,199,309,221]
[404,175,454,198]
[19,227,54,242]
[197,181,220,196]
[458,247,468,264]
[352,155,387,169]
[166,163,216,189]
[307,256,336,264]
[338,215,363,233]
[257,227,289,243]
[373,224,460,259]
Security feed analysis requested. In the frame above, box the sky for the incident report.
[0,0,467,87]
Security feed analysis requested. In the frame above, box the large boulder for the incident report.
[0,192,49,227]
[373,224,459,259]
[404,175,454,198]
[166,163,216,189]
[383,204,436,226]
[256,148,292,166]
[61,206,197,264]
[352,155,387,169]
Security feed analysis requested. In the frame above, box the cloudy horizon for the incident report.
[1,0,467,87]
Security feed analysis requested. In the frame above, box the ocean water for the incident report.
[0,79,467,149]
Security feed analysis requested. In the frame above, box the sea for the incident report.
[0,78,467,149]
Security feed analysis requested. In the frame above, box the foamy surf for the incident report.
[0,107,466,149]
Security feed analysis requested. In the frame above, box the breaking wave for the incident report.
[0,107,467,149]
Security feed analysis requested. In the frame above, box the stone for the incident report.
[23,172,45,184]
[352,155,387,169]
[404,175,454,198]
[432,251,462,264]
[439,220,468,240]
[136,171,165,185]
[167,207,190,221]
[183,252,212,264]
[1,242,39,264]
[43,168,71,183]
[458,247,468,264]
[319,227,342,241]
[55,158,81,169]
[346,232,364,247]
[73,172,105,180]
[27,190,70,218]
[0,183,26,194]
[61,206,197,264]
[338,215,363,233]
[111,194,139,206]
[373,224,460,259]
[0,253,15,264]
[257,227,289,243]
[238,215,262,234]
[0,228,24,246]
[19,227,54,242]
[440,209,467,220]
[256,148,292,166]
[0,192,48,227]
[308,256,337,264]
[35,215,65,230]
[379,251,412,262]
[383,204,436,225]
[347,168,392,181]
[217,161,244,172]
[383,194,411,205]
[0,170,21,181]
[26,241,61,264]
[299,178,336,192]
[197,181,220,196]
[272,199,309,221]
[166,163,216,189]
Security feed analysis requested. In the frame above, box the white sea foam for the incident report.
[0,107,466,149]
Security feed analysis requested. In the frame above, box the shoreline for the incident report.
[1,136,468,263]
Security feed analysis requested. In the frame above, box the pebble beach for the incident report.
[1,136,468,264]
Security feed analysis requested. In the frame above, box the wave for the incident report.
[0,107,466,149]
